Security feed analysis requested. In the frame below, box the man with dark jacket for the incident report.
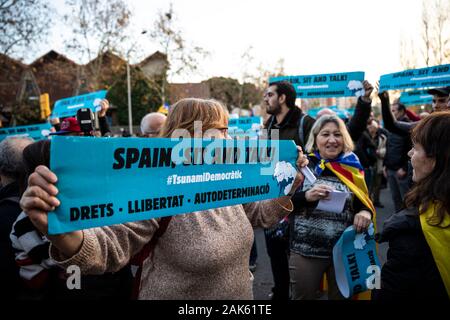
[380,87,450,192]
[262,80,374,300]
[380,86,450,134]
[262,81,314,300]
[354,129,377,188]
[382,102,412,212]
[0,136,33,299]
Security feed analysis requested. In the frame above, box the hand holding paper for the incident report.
[316,190,351,214]
[305,184,334,202]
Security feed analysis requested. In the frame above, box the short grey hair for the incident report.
[0,136,33,180]
[140,112,167,135]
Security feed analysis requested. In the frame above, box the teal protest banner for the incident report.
[399,89,433,106]
[50,90,107,119]
[270,71,365,99]
[379,64,450,91]
[228,116,262,139]
[306,106,350,120]
[333,224,381,298]
[0,123,52,142]
[48,136,298,234]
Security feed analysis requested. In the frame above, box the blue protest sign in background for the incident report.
[333,224,381,298]
[306,106,351,120]
[379,64,450,91]
[0,123,52,142]
[50,90,107,119]
[399,89,433,106]
[228,116,262,139]
[48,136,298,234]
[270,71,365,99]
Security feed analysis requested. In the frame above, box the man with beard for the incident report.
[261,81,314,300]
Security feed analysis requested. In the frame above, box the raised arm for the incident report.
[98,99,112,136]
[347,80,373,141]
[379,90,414,135]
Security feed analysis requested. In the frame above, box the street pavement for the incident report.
[252,186,394,300]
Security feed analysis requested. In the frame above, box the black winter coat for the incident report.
[0,182,22,299]
[383,115,412,171]
[372,208,447,300]
[264,106,315,148]
[354,130,377,169]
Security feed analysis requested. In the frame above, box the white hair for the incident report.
[140,112,167,135]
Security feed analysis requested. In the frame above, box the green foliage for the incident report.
[12,100,41,125]
[241,82,263,109]
[205,77,240,109]
[106,67,162,126]
[204,77,262,110]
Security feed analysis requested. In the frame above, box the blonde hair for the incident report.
[160,98,229,138]
[305,114,354,154]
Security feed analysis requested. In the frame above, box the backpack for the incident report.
[129,216,172,299]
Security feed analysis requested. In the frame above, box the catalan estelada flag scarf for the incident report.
[310,151,376,218]
[310,151,376,300]
[420,203,450,298]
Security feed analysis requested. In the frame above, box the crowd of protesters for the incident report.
[0,79,449,301]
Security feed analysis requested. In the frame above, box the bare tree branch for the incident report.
[401,0,449,68]
[147,3,210,102]
[0,0,52,59]
[64,0,131,90]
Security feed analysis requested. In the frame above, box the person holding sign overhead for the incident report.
[373,112,450,300]
[49,99,112,137]
[289,114,375,300]
[380,86,450,135]
[20,98,309,300]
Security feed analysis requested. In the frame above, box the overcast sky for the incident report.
[43,0,423,84]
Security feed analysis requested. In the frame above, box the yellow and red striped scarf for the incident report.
[310,151,376,219]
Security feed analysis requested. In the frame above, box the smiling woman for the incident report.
[305,115,354,160]
[289,114,375,300]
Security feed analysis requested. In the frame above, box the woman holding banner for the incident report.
[20,98,308,300]
[373,112,450,300]
[289,114,375,300]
